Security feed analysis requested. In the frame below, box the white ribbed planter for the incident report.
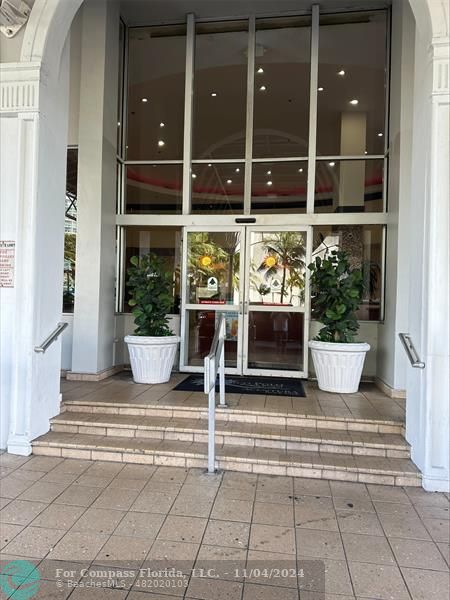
[309,340,370,394]
[125,335,180,384]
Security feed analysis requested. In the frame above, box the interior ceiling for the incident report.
[119,0,390,26]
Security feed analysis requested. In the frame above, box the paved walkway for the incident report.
[0,454,448,599]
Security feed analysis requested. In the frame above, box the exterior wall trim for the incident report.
[0,62,41,113]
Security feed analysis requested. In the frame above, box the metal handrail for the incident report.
[398,333,425,369]
[34,322,68,353]
[204,314,227,473]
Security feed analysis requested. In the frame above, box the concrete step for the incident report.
[50,411,410,459]
[61,399,405,435]
[32,431,421,487]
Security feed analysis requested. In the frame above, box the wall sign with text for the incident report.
[0,241,15,288]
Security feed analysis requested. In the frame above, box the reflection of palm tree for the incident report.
[188,233,240,302]
[257,232,305,303]
[250,272,271,303]
[188,233,228,286]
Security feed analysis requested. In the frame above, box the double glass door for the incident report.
[180,226,311,378]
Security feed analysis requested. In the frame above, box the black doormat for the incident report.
[174,374,306,397]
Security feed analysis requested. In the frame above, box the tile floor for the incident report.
[1,453,448,600]
[61,373,406,423]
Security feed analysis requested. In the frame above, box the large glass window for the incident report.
[123,227,182,313]
[118,9,390,320]
[192,21,248,159]
[191,163,245,214]
[125,164,183,214]
[251,161,307,214]
[126,25,186,161]
[312,224,384,320]
[314,159,384,213]
[316,11,387,157]
[253,17,311,158]
[63,148,78,313]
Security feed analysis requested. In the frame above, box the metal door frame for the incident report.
[179,225,246,374]
[180,225,312,378]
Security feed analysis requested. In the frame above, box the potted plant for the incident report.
[125,253,180,384]
[308,250,370,393]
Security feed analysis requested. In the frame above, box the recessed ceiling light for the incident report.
[208,163,212,167]
[328,162,335,167]
[298,168,303,173]
[235,168,240,173]
[117,121,121,127]
[377,132,383,137]
[160,122,165,127]
[318,87,324,92]
[338,70,345,76]
[141,97,148,103]
[259,85,267,92]
[349,99,359,105]
[211,92,217,97]
[266,170,271,175]
[227,179,232,184]
[267,180,273,186]
[158,140,165,147]
[364,151,368,155]
[192,173,197,179]
[257,67,264,74]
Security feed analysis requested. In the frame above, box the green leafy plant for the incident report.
[308,250,365,343]
[127,253,174,336]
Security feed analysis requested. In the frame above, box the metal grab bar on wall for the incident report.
[398,333,425,369]
[34,322,68,353]
[204,314,227,473]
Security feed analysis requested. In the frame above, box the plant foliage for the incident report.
[127,253,174,336]
[308,250,365,343]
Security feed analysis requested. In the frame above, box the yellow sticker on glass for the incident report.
[200,255,212,267]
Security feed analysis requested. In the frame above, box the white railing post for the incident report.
[207,382,216,473]
[204,314,227,474]
[219,318,226,407]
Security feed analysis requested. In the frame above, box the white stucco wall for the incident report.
[68,8,82,146]
[70,0,120,375]
[0,114,20,447]
[377,0,415,392]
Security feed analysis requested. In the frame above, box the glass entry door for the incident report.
[180,226,311,378]
[180,227,244,374]
[243,226,311,377]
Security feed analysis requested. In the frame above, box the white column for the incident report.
[70,0,119,377]
[0,52,70,453]
[406,28,449,491]
[338,112,366,211]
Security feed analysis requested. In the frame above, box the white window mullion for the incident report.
[306,4,320,214]
[182,13,195,215]
[243,16,256,216]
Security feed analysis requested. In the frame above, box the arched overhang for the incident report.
[22,0,448,70]
[21,0,83,72]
